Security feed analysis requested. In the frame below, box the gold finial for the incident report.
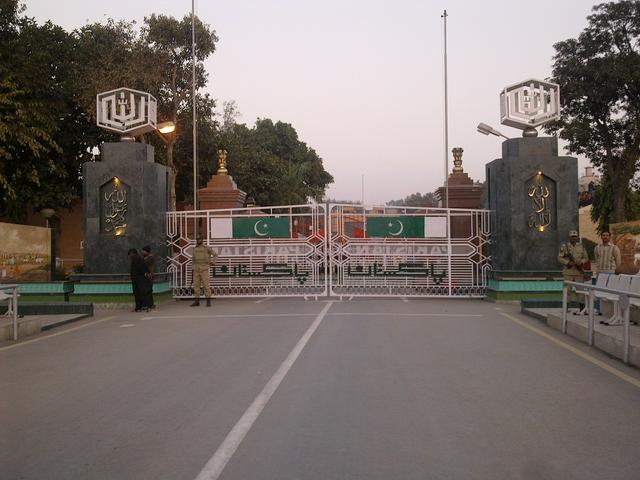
[452,147,464,173]
[217,149,228,175]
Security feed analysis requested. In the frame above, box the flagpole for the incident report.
[442,9,449,208]
[442,9,452,296]
[192,0,198,234]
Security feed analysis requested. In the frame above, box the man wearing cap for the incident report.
[558,230,589,314]
[190,236,217,307]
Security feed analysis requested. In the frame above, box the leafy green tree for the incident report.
[218,118,333,206]
[591,174,640,231]
[548,1,640,223]
[388,192,438,207]
[0,2,94,221]
[74,14,218,210]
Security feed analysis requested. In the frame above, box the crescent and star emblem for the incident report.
[254,220,269,237]
[388,220,404,236]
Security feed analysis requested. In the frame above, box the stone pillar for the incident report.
[485,137,578,272]
[82,142,170,274]
[198,150,247,210]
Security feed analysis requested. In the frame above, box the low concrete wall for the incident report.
[0,317,42,341]
[547,312,640,367]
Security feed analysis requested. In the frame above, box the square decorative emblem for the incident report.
[500,79,560,131]
[96,87,157,135]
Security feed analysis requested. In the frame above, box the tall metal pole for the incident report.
[442,9,449,208]
[442,9,452,296]
[192,0,198,226]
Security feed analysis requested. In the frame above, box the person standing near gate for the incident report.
[558,230,589,314]
[190,236,217,307]
[593,230,621,315]
[128,248,151,312]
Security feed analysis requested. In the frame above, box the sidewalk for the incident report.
[523,307,640,367]
[0,313,91,341]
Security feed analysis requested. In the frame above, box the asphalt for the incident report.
[2,298,640,480]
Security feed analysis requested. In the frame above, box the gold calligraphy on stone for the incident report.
[103,183,128,235]
[527,182,551,231]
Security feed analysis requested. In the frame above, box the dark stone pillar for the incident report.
[82,142,170,274]
[486,137,578,272]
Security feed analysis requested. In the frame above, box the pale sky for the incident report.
[26,0,595,204]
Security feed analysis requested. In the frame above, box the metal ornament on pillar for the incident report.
[96,87,157,140]
[500,79,560,138]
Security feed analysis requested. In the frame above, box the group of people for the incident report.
[559,229,621,318]
[128,246,156,312]
[128,237,217,311]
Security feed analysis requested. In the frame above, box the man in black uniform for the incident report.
[128,248,151,312]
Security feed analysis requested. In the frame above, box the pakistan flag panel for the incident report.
[232,217,290,238]
[366,216,425,238]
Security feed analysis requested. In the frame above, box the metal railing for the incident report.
[0,284,19,341]
[563,281,640,364]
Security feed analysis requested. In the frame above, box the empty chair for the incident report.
[0,290,15,317]
[596,274,630,325]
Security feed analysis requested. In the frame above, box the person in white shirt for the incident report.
[593,231,621,315]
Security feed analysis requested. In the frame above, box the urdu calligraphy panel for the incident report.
[100,177,130,236]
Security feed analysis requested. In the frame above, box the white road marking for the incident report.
[401,297,409,303]
[140,312,483,320]
[120,324,136,328]
[331,312,484,317]
[193,301,334,480]
[254,297,273,304]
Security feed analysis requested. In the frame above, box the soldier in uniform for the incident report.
[190,236,217,307]
[558,230,589,314]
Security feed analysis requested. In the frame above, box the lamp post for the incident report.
[476,122,510,140]
[40,208,56,280]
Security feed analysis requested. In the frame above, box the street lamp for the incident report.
[40,208,56,280]
[157,121,176,135]
[477,122,510,140]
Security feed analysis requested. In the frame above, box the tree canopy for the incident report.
[0,1,333,221]
[387,192,438,207]
[548,0,640,225]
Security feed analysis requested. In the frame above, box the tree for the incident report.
[388,192,438,207]
[142,14,218,210]
[548,1,640,223]
[74,14,219,210]
[217,119,334,206]
[0,2,94,221]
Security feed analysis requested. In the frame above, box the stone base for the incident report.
[198,174,246,210]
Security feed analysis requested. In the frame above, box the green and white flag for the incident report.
[211,217,290,238]
[366,216,448,238]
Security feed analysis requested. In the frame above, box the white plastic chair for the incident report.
[0,290,15,317]
[596,274,631,325]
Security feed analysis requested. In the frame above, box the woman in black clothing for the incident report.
[128,248,151,312]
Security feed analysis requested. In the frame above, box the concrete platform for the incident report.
[523,307,640,367]
[0,313,91,341]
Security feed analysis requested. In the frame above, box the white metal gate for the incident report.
[167,204,327,298]
[328,204,491,297]
[167,204,491,298]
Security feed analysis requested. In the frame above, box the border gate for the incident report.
[167,204,491,298]
[167,204,328,298]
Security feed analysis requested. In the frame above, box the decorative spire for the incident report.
[217,149,228,175]
[452,147,464,173]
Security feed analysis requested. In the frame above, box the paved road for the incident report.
[2,299,640,480]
